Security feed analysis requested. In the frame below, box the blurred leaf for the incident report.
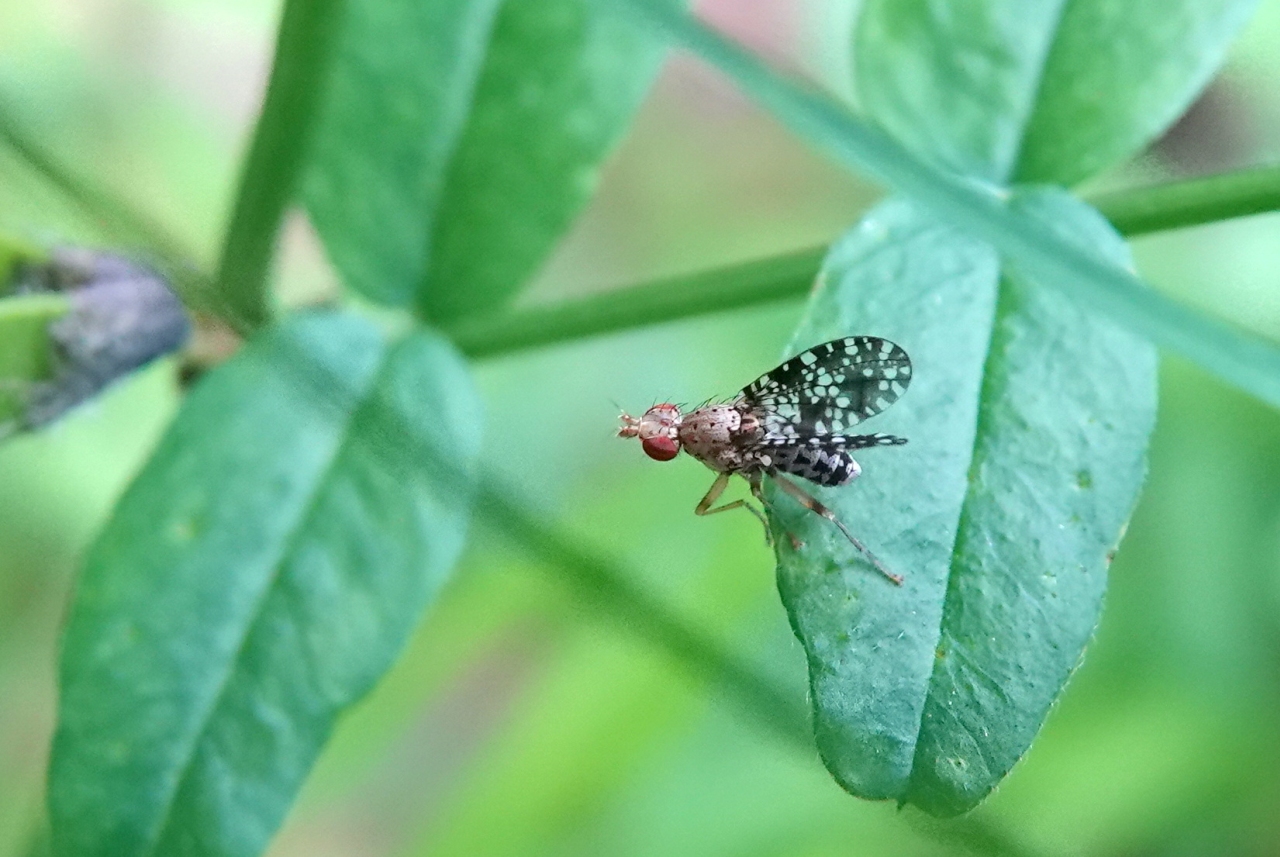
[854,0,1259,185]
[304,0,671,322]
[406,517,795,857]
[48,312,483,857]
[409,627,697,857]
[0,292,68,425]
[770,189,1157,816]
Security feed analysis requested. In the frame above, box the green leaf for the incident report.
[48,312,483,857]
[0,292,69,426]
[304,0,670,322]
[770,189,1157,816]
[854,0,1259,185]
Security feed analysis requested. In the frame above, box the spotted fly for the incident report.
[618,336,911,584]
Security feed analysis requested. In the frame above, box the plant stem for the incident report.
[471,475,812,750]
[451,163,1280,359]
[1093,163,1280,236]
[451,246,826,357]
[0,104,195,266]
[214,0,347,329]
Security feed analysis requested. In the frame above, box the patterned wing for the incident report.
[740,337,911,441]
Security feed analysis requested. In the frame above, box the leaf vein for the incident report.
[138,352,382,856]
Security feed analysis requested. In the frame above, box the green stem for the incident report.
[451,246,825,358]
[214,0,348,329]
[452,164,1280,359]
[0,103,194,266]
[1093,163,1280,236]
[471,475,812,749]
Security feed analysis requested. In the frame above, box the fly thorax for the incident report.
[679,406,745,470]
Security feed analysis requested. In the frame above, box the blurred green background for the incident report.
[2,1,1280,855]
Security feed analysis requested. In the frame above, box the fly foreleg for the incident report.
[695,472,772,546]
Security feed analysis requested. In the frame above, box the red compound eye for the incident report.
[641,435,680,461]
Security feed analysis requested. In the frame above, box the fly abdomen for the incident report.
[764,444,861,487]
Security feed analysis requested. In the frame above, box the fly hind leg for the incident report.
[696,472,772,546]
[769,473,903,585]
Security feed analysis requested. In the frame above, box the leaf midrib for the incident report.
[413,0,505,319]
[139,350,384,856]
[900,0,1078,791]
[1002,0,1074,183]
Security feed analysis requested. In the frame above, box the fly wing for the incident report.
[740,337,911,441]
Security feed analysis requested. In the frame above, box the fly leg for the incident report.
[747,473,810,552]
[770,473,903,585]
[696,472,772,546]
[744,472,788,549]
